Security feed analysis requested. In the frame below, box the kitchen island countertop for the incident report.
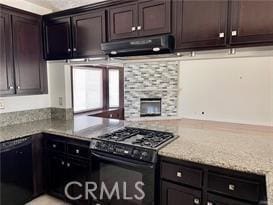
[1,116,273,204]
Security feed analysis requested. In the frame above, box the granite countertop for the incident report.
[143,119,273,204]
[0,116,125,142]
[1,116,273,204]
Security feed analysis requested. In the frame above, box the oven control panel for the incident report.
[90,139,157,163]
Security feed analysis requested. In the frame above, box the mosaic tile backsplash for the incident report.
[124,61,179,119]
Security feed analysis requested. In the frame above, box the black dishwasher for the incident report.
[0,137,33,205]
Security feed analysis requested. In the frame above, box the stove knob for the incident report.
[141,151,149,159]
[133,150,140,157]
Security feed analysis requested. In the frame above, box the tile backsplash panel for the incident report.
[124,61,179,119]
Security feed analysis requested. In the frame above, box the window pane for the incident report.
[73,67,103,113]
[109,69,120,108]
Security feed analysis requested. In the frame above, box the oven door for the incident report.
[90,150,156,205]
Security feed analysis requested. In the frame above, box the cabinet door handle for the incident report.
[17,85,20,90]
[68,48,71,52]
[61,161,65,165]
[76,149,80,154]
[137,26,142,30]
[231,30,237,36]
[207,202,213,205]
[219,32,225,38]
[176,171,182,178]
[73,48,77,52]
[193,198,200,205]
[228,184,235,191]
[9,86,14,90]
[67,162,70,167]
[52,144,56,148]
[131,27,136,31]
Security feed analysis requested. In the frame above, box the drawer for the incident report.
[207,172,260,202]
[207,193,252,205]
[161,162,203,188]
[46,139,65,152]
[67,144,89,158]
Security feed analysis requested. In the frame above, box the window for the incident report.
[109,69,120,108]
[72,66,124,114]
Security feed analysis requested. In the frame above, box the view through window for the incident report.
[72,66,123,113]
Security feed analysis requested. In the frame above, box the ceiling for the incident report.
[24,0,107,12]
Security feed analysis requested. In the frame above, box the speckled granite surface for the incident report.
[0,116,125,142]
[0,117,273,204]
[143,119,273,204]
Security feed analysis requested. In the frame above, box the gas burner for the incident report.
[98,127,174,149]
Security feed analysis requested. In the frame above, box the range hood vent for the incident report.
[101,35,174,57]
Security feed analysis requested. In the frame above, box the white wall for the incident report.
[47,62,72,109]
[0,0,52,15]
[178,56,273,126]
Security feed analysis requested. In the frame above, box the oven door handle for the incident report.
[91,151,155,169]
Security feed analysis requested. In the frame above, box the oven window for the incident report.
[94,160,154,205]
[100,163,143,205]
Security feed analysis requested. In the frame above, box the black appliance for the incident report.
[0,137,33,205]
[90,127,175,205]
[101,35,174,57]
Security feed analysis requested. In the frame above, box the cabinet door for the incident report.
[66,158,90,205]
[72,10,106,58]
[0,11,14,96]
[138,0,171,37]
[44,17,72,60]
[207,193,252,205]
[108,3,138,41]
[174,0,228,50]
[230,0,273,45]
[161,181,202,205]
[12,15,46,95]
[46,154,67,198]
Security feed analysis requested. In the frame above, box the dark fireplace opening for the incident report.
[140,98,161,117]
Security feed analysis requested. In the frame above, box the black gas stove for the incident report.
[90,127,175,163]
[89,127,175,205]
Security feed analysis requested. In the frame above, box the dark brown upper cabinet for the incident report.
[44,9,106,60]
[0,10,14,95]
[44,17,72,60]
[12,14,46,95]
[108,0,171,41]
[138,0,171,37]
[108,2,138,41]
[229,0,273,46]
[72,10,106,58]
[0,5,47,97]
[173,0,228,50]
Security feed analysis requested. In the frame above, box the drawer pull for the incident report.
[52,144,57,148]
[231,30,237,36]
[61,161,65,165]
[67,163,70,167]
[228,184,235,191]
[219,32,225,38]
[76,149,80,154]
[207,202,213,205]
[176,171,182,178]
[193,198,200,205]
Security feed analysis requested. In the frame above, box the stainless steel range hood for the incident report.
[101,35,174,57]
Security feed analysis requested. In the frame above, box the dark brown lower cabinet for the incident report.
[46,153,67,198]
[66,158,90,205]
[207,193,252,205]
[161,181,202,205]
[160,157,267,205]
